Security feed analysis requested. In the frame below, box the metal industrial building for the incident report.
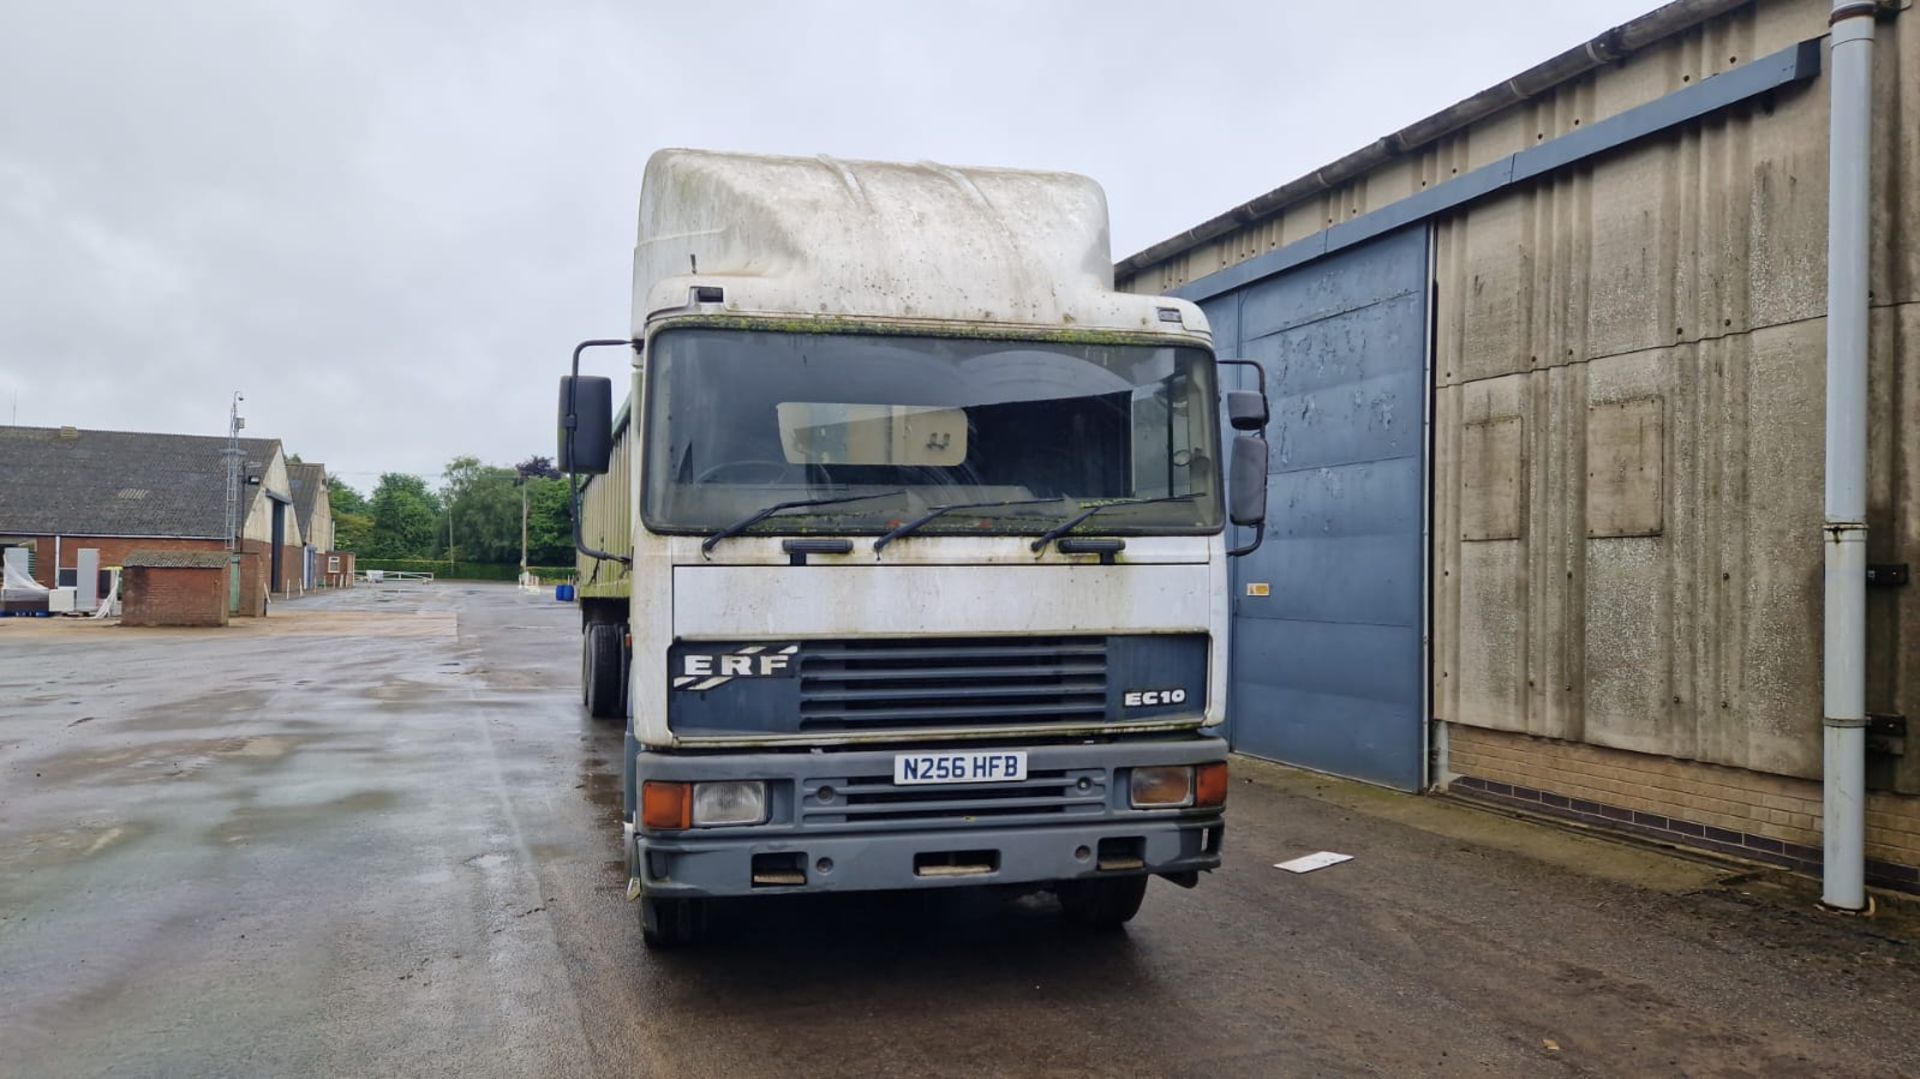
[1119,0,1915,901]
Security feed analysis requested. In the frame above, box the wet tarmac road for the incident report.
[4,583,1920,1078]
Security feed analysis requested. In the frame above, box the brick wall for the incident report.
[277,543,302,595]
[236,542,269,616]
[0,534,226,588]
[317,550,355,588]
[121,565,227,627]
[1445,723,1920,891]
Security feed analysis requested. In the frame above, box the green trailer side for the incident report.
[575,397,632,602]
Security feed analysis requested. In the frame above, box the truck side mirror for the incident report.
[558,375,613,475]
[1227,434,1268,558]
[1229,435,1267,527]
[1217,358,1271,557]
[1227,390,1269,431]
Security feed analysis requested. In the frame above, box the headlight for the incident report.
[692,780,768,827]
[1129,766,1194,808]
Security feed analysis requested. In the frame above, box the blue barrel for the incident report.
[555,583,575,602]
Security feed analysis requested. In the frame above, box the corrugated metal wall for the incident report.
[1211,227,1432,790]
[1121,0,1918,792]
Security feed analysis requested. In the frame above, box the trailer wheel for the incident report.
[1057,875,1148,929]
[585,623,624,720]
[640,896,708,948]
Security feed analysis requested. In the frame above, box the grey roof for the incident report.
[123,549,230,569]
[0,426,281,539]
[287,462,327,539]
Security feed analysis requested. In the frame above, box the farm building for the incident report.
[0,424,347,614]
[288,461,354,588]
[1118,0,1915,904]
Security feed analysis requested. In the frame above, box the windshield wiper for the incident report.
[702,490,906,554]
[1028,494,1200,552]
[872,496,1065,553]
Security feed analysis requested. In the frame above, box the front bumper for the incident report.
[629,737,1228,899]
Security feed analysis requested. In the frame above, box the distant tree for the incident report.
[368,473,442,559]
[333,510,373,554]
[526,477,574,566]
[439,456,487,504]
[514,455,561,481]
[439,456,521,563]
[327,475,369,516]
[513,456,569,568]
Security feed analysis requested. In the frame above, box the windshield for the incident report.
[642,328,1222,538]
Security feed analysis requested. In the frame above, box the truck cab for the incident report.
[561,150,1270,945]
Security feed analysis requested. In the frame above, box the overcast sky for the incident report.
[1,0,1655,491]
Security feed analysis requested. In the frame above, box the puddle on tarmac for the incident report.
[30,734,313,783]
[576,770,621,809]
[0,819,155,871]
[475,669,556,691]
[251,611,456,638]
[118,687,272,731]
[207,788,400,845]
[363,680,442,703]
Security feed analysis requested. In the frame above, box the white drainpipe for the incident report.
[1823,0,1877,912]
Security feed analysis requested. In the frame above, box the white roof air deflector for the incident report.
[631,149,1208,339]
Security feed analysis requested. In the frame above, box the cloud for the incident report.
[0,0,1652,487]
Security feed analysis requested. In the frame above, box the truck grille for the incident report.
[797,636,1107,731]
[800,768,1109,831]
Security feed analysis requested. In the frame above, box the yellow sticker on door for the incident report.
[1246,582,1271,597]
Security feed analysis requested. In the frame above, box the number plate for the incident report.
[893,750,1029,786]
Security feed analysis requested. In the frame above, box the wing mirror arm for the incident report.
[1218,359,1271,558]
[559,338,638,566]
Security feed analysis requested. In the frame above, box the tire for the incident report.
[640,896,708,948]
[585,623,624,720]
[1058,875,1149,929]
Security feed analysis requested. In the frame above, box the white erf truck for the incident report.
[559,149,1272,946]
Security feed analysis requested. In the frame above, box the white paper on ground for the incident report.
[1274,851,1353,874]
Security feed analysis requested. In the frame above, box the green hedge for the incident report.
[356,558,574,583]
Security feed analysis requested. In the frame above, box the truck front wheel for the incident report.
[584,623,624,720]
[1057,875,1148,929]
[640,896,708,948]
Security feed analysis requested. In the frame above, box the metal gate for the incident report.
[1199,226,1430,790]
